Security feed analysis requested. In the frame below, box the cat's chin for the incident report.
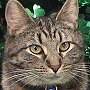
[26,75,71,86]
[42,76,71,85]
[25,77,72,90]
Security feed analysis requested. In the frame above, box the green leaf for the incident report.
[34,8,45,18]
[33,4,45,18]
[87,21,90,27]
[25,8,34,17]
[78,18,87,29]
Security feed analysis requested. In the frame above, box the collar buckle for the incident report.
[45,86,57,90]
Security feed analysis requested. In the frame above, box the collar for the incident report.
[27,85,58,90]
[45,86,57,90]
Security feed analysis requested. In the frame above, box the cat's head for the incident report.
[5,0,84,86]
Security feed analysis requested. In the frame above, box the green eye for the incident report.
[59,42,70,52]
[29,45,42,54]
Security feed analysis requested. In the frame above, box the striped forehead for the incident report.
[35,29,63,44]
[35,18,73,44]
[35,18,70,44]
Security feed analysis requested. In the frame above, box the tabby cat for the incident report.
[2,0,89,90]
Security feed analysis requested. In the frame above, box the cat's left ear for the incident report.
[56,0,79,29]
[5,0,35,36]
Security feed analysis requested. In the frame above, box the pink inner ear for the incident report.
[56,0,79,28]
[5,0,27,27]
[5,0,35,35]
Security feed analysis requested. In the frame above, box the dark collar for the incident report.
[45,86,57,90]
[26,85,58,90]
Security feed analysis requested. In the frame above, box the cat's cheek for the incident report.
[62,53,84,65]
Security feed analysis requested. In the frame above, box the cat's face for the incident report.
[5,0,85,87]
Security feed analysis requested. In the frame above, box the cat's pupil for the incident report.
[62,42,68,47]
[32,45,39,52]
[30,45,42,54]
[33,46,38,51]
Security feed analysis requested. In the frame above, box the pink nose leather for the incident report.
[50,65,60,73]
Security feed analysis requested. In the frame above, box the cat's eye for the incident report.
[29,45,42,54]
[59,42,70,52]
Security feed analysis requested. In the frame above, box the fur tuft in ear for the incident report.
[56,0,79,29]
[5,0,35,36]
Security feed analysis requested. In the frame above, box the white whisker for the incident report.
[72,69,90,76]
[67,72,81,89]
[3,73,27,83]
[9,74,37,87]
[70,71,87,90]
[21,77,38,90]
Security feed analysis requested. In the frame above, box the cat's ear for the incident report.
[56,0,79,29]
[5,0,35,36]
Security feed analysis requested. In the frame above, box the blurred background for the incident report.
[0,0,90,88]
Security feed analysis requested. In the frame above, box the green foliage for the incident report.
[33,4,45,18]
[78,18,90,59]
[25,4,45,18]
[79,0,90,6]
[25,8,34,17]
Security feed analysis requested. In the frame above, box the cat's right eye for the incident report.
[59,42,70,52]
[29,45,42,54]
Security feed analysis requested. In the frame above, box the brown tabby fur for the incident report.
[2,0,89,90]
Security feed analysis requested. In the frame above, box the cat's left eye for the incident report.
[59,42,70,52]
[29,45,42,54]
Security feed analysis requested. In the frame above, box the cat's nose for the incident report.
[50,64,60,73]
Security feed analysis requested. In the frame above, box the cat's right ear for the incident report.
[56,0,79,29]
[5,0,35,36]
